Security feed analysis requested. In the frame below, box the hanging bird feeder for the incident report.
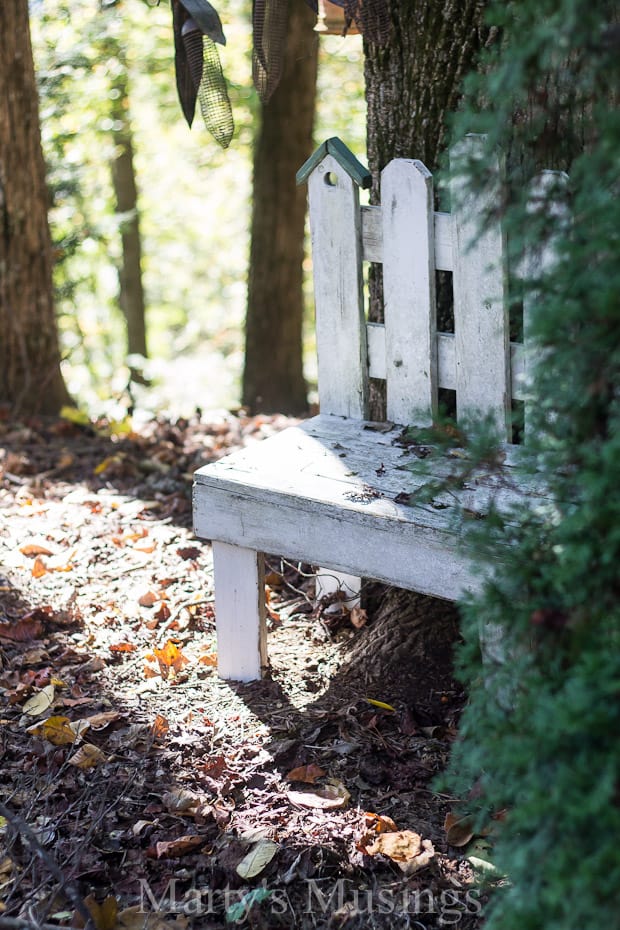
[315,0,359,35]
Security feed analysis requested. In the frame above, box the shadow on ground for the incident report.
[0,413,485,929]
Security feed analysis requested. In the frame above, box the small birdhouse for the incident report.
[315,0,359,36]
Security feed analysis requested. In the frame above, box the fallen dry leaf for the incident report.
[176,546,200,561]
[133,541,157,554]
[60,696,93,708]
[287,779,350,810]
[357,813,401,856]
[350,607,368,629]
[68,744,107,769]
[0,619,44,642]
[148,641,189,678]
[132,820,154,837]
[154,603,171,623]
[364,812,399,834]
[444,812,476,847]
[20,543,54,558]
[139,591,159,608]
[162,788,203,815]
[22,684,55,717]
[285,764,326,784]
[151,834,206,858]
[363,830,435,874]
[32,555,73,577]
[236,839,278,879]
[151,714,169,740]
[83,656,106,672]
[81,894,118,930]
[6,684,30,705]
[110,642,137,654]
[32,557,48,578]
[86,711,122,729]
[201,755,227,778]
[26,715,86,746]
[198,651,217,667]
[20,646,49,665]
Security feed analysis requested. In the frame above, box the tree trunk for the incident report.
[365,0,488,196]
[109,43,148,375]
[342,588,462,722]
[340,0,489,688]
[0,0,71,415]
[365,0,489,415]
[242,0,318,415]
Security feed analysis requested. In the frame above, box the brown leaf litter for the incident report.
[0,410,493,929]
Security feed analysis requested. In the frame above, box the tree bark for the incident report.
[365,0,488,197]
[242,0,318,415]
[109,43,148,374]
[342,588,462,721]
[365,0,489,417]
[0,0,71,415]
[340,0,489,687]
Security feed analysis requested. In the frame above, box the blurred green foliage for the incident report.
[439,1,620,926]
[31,0,366,417]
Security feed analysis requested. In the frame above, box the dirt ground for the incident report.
[0,410,491,930]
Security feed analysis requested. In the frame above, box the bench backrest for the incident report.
[298,136,561,444]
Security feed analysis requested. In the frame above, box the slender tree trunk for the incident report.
[109,45,148,371]
[242,0,318,415]
[0,0,71,415]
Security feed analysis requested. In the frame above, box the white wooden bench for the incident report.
[193,135,556,681]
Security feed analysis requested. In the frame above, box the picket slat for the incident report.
[522,170,570,436]
[308,154,368,418]
[450,136,511,439]
[382,159,438,425]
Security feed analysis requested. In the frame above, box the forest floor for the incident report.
[0,409,492,930]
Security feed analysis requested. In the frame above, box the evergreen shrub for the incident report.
[441,1,620,927]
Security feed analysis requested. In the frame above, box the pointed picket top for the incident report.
[296,137,372,188]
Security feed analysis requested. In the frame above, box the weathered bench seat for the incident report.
[194,412,548,599]
[193,136,562,682]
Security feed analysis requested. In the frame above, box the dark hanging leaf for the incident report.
[252,0,289,102]
[183,19,205,93]
[173,0,232,143]
[172,0,198,127]
[179,0,227,45]
[197,37,235,148]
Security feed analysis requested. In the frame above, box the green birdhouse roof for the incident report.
[296,137,372,188]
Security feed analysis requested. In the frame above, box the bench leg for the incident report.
[212,542,267,681]
[480,621,514,710]
[316,569,361,608]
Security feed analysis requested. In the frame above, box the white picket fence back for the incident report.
[307,135,529,439]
